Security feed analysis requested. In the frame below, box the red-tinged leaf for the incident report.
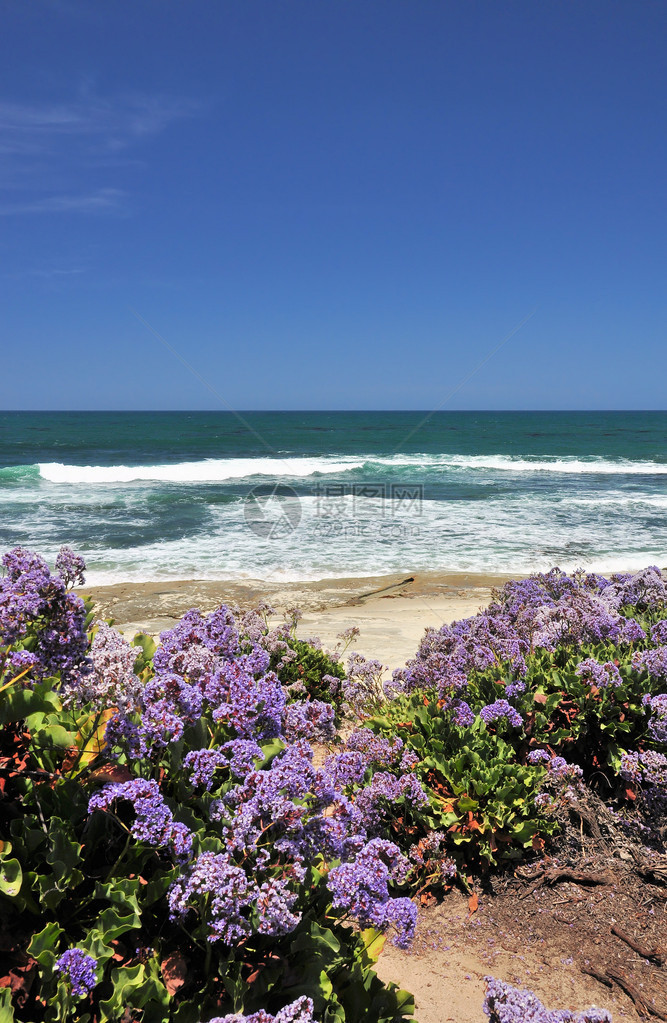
[624,784,637,802]
[532,834,545,853]
[89,764,133,785]
[468,892,479,917]
[419,891,437,907]
[533,693,548,705]
[161,953,188,996]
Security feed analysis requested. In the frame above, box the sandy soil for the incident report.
[83,571,509,672]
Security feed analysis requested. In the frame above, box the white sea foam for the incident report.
[37,457,365,484]
[34,452,667,484]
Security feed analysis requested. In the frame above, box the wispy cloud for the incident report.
[0,93,198,152]
[0,90,199,214]
[0,187,124,216]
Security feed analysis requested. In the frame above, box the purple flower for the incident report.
[184,740,264,789]
[355,771,428,832]
[327,838,416,947]
[574,657,622,689]
[54,949,97,997]
[88,778,192,861]
[527,749,550,764]
[283,700,336,743]
[547,756,583,783]
[168,852,258,944]
[480,700,523,728]
[0,546,90,685]
[633,646,667,681]
[71,621,142,711]
[483,977,611,1022]
[619,617,646,643]
[650,619,667,645]
[448,698,475,727]
[55,545,86,588]
[643,692,667,744]
[208,997,315,1023]
[505,680,526,701]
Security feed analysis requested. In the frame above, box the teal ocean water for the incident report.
[0,411,665,583]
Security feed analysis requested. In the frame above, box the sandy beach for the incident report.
[84,570,512,671]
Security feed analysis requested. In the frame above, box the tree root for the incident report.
[520,867,612,899]
[611,923,665,967]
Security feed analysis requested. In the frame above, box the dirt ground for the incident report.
[376,808,667,1023]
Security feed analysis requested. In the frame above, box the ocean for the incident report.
[0,410,665,585]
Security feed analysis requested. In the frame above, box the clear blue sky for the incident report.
[1,1,665,410]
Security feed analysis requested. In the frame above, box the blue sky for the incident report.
[1,0,665,410]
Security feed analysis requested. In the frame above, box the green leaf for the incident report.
[360,928,386,964]
[0,986,15,1023]
[0,855,22,898]
[99,961,169,1018]
[27,921,64,974]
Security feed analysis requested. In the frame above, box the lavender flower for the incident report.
[480,700,523,728]
[643,692,667,744]
[168,853,258,944]
[54,949,97,997]
[633,646,667,681]
[483,977,611,1022]
[547,757,583,783]
[327,838,416,947]
[70,621,142,711]
[88,778,192,861]
[0,546,90,685]
[505,680,526,700]
[619,617,646,643]
[574,657,622,689]
[208,997,315,1023]
[343,652,386,714]
[527,749,550,764]
[283,700,336,742]
[55,546,86,588]
[650,619,667,645]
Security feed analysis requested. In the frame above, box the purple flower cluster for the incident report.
[0,546,90,685]
[620,749,667,790]
[208,996,315,1023]
[54,546,86,588]
[54,949,97,997]
[283,699,336,742]
[389,611,527,699]
[633,645,667,681]
[355,770,429,831]
[343,652,386,714]
[599,566,666,611]
[327,838,416,947]
[574,657,622,689]
[650,620,667,645]
[168,852,300,943]
[527,749,551,764]
[642,692,667,744]
[483,977,611,1022]
[480,700,523,729]
[547,757,584,784]
[88,778,192,861]
[71,621,142,711]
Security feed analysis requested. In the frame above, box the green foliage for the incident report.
[0,664,411,1023]
[272,638,346,707]
[369,697,554,873]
